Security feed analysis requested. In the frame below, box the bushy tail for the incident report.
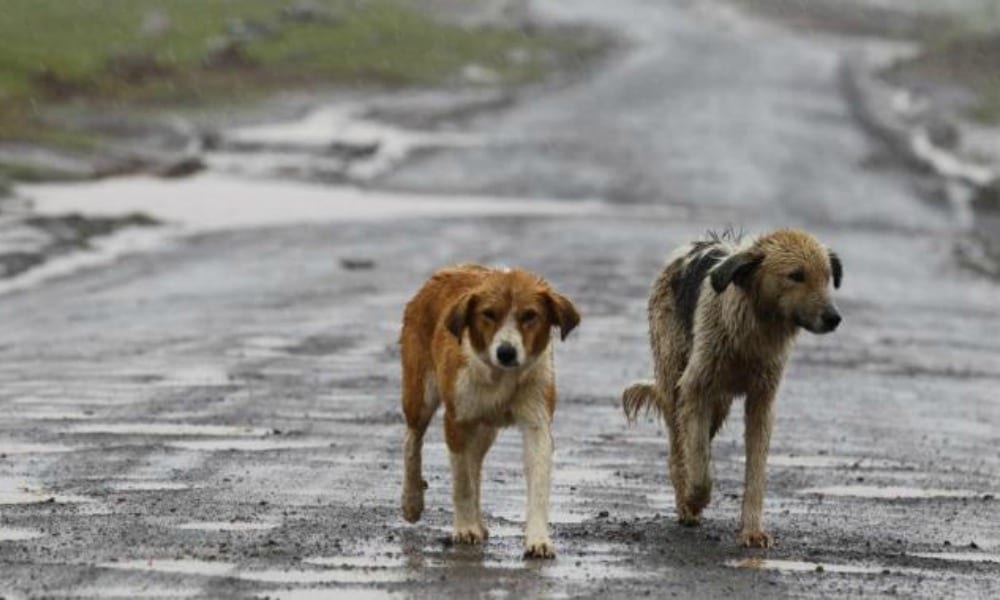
[622,381,664,424]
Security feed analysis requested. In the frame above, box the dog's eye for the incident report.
[520,309,538,324]
[481,309,498,322]
[788,270,806,283]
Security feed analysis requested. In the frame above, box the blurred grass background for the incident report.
[0,0,601,144]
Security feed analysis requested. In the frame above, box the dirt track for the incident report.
[1,1,998,598]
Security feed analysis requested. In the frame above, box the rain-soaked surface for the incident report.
[1,0,999,598]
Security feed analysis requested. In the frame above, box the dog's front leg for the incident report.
[740,387,776,548]
[518,404,555,559]
[446,419,487,545]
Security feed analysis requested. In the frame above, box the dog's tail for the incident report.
[622,381,664,424]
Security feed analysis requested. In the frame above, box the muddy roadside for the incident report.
[0,0,613,286]
[0,0,610,181]
[733,0,1000,278]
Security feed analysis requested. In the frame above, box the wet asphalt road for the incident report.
[2,0,1000,598]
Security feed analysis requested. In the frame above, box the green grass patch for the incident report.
[968,80,1000,124]
[890,32,1000,125]
[0,0,605,145]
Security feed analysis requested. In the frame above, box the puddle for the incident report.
[257,591,399,600]
[645,492,677,509]
[727,558,886,574]
[9,407,97,420]
[0,477,92,505]
[66,423,271,437]
[0,527,44,541]
[743,455,905,469]
[911,552,1000,563]
[553,466,617,485]
[230,336,297,358]
[9,392,141,407]
[217,104,477,181]
[429,523,523,541]
[242,335,295,347]
[167,438,330,452]
[153,365,231,387]
[470,544,651,581]
[541,558,651,581]
[48,585,201,598]
[175,521,278,532]
[238,568,409,584]
[305,555,409,569]
[493,506,591,525]
[798,486,982,499]
[25,173,601,234]
[0,228,169,297]
[110,481,194,492]
[0,442,78,455]
[100,559,236,577]
[100,559,410,584]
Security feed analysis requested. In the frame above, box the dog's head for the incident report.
[446,269,580,370]
[711,229,842,334]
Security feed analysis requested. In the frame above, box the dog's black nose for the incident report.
[496,343,518,367]
[822,308,842,332]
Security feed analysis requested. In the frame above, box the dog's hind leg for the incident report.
[665,406,691,524]
[709,399,732,441]
[739,385,776,548]
[401,369,439,523]
[676,378,718,525]
[655,377,688,524]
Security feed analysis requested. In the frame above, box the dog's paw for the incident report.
[685,482,712,513]
[677,505,702,527]
[523,536,556,559]
[678,514,701,527]
[401,490,424,523]
[452,524,487,545]
[739,529,774,549]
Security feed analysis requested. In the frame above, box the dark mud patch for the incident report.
[0,252,45,279]
[958,212,1000,280]
[284,334,360,356]
[885,33,1000,124]
[24,213,158,241]
[331,375,391,390]
[729,0,958,39]
[0,212,159,279]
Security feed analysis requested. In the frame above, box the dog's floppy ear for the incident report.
[445,292,478,339]
[711,251,763,294]
[543,290,580,341]
[828,250,842,289]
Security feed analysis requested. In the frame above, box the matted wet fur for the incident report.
[399,264,580,559]
[623,228,842,548]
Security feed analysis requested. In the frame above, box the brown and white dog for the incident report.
[623,229,842,548]
[400,264,580,558]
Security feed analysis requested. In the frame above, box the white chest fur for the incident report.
[452,337,552,425]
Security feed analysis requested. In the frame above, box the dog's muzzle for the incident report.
[495,342,518,367]
[820,306,842,332]
[797,305,842,334]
